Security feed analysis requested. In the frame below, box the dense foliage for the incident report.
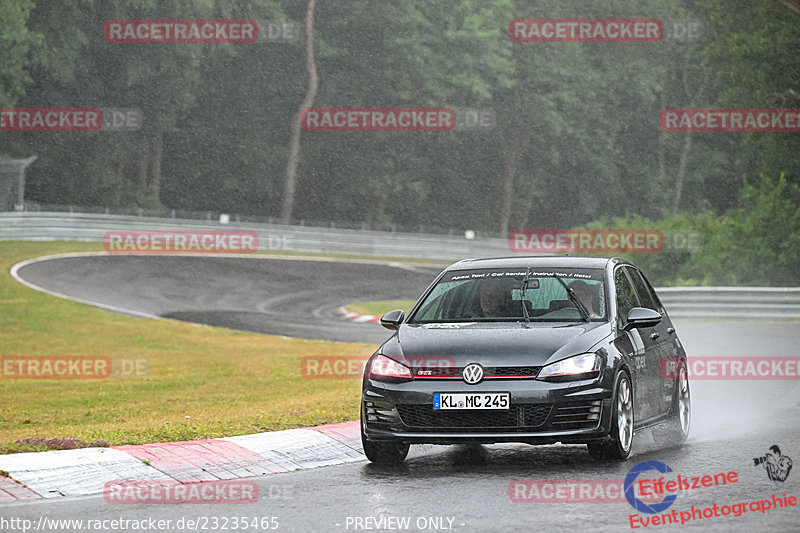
[0,0,797,285]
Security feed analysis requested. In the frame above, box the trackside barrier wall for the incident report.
[1,212,798,318]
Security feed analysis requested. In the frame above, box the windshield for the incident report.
[408,268,607,323]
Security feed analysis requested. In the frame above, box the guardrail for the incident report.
[0,211,509,260]
[656,287,800,319]
[2,212,799,319]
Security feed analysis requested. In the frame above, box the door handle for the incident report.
[650,332,660,340]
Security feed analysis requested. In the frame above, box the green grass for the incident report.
[346,300,417,317]
[0,241,383,454]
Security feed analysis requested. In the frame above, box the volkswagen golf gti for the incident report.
[360,256,691,463]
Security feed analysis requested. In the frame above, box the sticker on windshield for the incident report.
[442,269,602,283]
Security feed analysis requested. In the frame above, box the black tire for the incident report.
[360,408,409,464]
[653,361,691,447]
[587,371,634,461]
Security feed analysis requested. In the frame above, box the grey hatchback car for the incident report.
[360,256,691,464]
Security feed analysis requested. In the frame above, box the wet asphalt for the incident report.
[5,254,800,532]
[15,254,444,343]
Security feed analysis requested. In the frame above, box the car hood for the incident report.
[380,321,612,367]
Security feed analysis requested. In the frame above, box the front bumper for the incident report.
[362,374,614,445]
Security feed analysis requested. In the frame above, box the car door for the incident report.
[630,268,685,417]
[625,266,674,416]
[612,266,656,421]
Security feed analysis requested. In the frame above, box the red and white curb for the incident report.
[335,306,380,323]
[0,421,363,501]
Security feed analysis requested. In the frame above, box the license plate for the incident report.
[433,393,510,410]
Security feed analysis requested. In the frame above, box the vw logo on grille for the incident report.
[462,363,484,384]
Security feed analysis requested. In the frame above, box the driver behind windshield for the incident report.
[568,279,601,318]
[477,278,515,318]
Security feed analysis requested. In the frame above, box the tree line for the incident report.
[0,0,798,283]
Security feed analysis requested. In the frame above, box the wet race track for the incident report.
[14,254,444,343]
[6,254,800,532]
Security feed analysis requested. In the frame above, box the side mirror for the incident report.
[380,309,405,330]
[623,307,662,331]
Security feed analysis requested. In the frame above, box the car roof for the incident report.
[445,256,631,271]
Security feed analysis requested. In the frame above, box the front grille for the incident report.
[397,404,551,432]
[551,400,602,430]
[412,366,542,379]
[490,366,542,378]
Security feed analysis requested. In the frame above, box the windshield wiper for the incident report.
[519,267,533,323]
[552,274,591,322]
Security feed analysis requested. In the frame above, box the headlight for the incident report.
[368,355,413,382]
[537,353,600,381]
